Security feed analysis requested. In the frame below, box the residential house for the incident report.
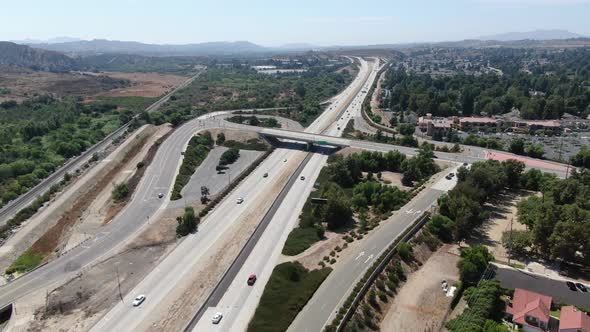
[559,306,590,332]
[506,288,552,332]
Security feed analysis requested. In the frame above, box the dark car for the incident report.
[247,274,257,286]
[567,281,577,291]
[576,282,588,292]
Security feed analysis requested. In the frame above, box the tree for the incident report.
[501,230,532,256]
[526,144,545,159]
[219,147,240,166]
[428,214,456,242]
[571,145,590,168]
[216,132,226,145]
[508,139,525,155]
[112,183,130,202]
[457,245,493,285]
[397,123,415,136]
[176,206,199,236]
[397,242,412,261]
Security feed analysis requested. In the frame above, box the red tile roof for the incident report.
[507,288,552,328]
[560,306,590,332]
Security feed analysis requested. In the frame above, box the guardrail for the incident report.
[332,211,432,332]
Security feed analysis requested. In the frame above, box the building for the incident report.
[559,306,590,332]
[509,120,561,135]
[507,288,552,332]
[417,114,454,137]
[457,117,501,132]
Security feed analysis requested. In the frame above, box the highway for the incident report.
[0,69,204,227]
[187,58,381,331]
[89,57,377,331]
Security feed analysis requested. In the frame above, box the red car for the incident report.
[247,274,257,286]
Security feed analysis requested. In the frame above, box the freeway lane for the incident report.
[288,167,460,332]
[0,69,204,227]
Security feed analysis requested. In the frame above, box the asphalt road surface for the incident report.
[494,265,590,308]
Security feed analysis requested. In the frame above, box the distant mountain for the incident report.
[477,29,584,41]
[0,41,77,71]
[28,39,269,56]
[276,43,320,51]
[11,37,82,44]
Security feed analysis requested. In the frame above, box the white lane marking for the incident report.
[364,254,374,264]
[355,251,365,260]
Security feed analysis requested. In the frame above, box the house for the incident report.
[559,306,590,332]
[506,288,552,332]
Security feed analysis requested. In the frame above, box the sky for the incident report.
[2,0,589,46]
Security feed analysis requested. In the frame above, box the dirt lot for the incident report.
[92,72,186,98]
[23,209,180,332]
[466,191,531,265]
[380,244,460,332]
[0,68,185,102]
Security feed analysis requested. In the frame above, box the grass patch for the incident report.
[223,139,268,151]
[282,227,322,256]
[550,309,561,318]
[6,249,44,274]
[248,262,331,332]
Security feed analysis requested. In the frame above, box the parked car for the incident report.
[576,283,588,292]
[567,281,577,291]
[300,176,305,180]
[263,173,268,178]
[158,193,164,199]
[132,294,146,307]
[236,197,244,204]
[212,312,223,324]
[247,274,257,286]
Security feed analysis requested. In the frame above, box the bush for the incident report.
[176,206,199,237]
[282,227,322,256]
[170,133,212,200]
[112,183,130,202]
[6,249,44,274]
[397,242,412,261]
[219,147,240,166]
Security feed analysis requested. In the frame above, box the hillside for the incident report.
[0,42,78,72]
[28,39,268,56]
[477,29,584,41]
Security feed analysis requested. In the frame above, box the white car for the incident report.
[212,312,223,324]
[132,294,146,307]
[236,197,244,204]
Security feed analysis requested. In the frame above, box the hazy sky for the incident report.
[2,0,589,45]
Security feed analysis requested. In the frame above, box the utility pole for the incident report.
[508,217,513,266]
[116,266,123,303]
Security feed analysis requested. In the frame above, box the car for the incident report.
[463,162,468,166]
[132,294,146,307]
[247,274,257,285]
[567,281,577,291]
[300,176,305,180]
[236,197,244,204]
[337,127,341,130]
[448,172,455,178]
[283,158,287,162]
[158,193,164,199]
[263,172,268,178]
[576,283,588,292]
[445,175,452,180]
[212,312,223,324]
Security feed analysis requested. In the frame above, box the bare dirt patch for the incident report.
[0,68,129,102]
[25,209,179,332]
[380,244,460,332]
[93,72,186,98]
[281,231,346,270]
[466,191,531,265]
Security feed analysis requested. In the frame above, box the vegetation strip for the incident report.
[325,211,432,332]
[247,262,332,332]
[170,131,214,200]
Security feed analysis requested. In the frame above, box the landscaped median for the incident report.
[170,131,214,200]
[247,262,332,332]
